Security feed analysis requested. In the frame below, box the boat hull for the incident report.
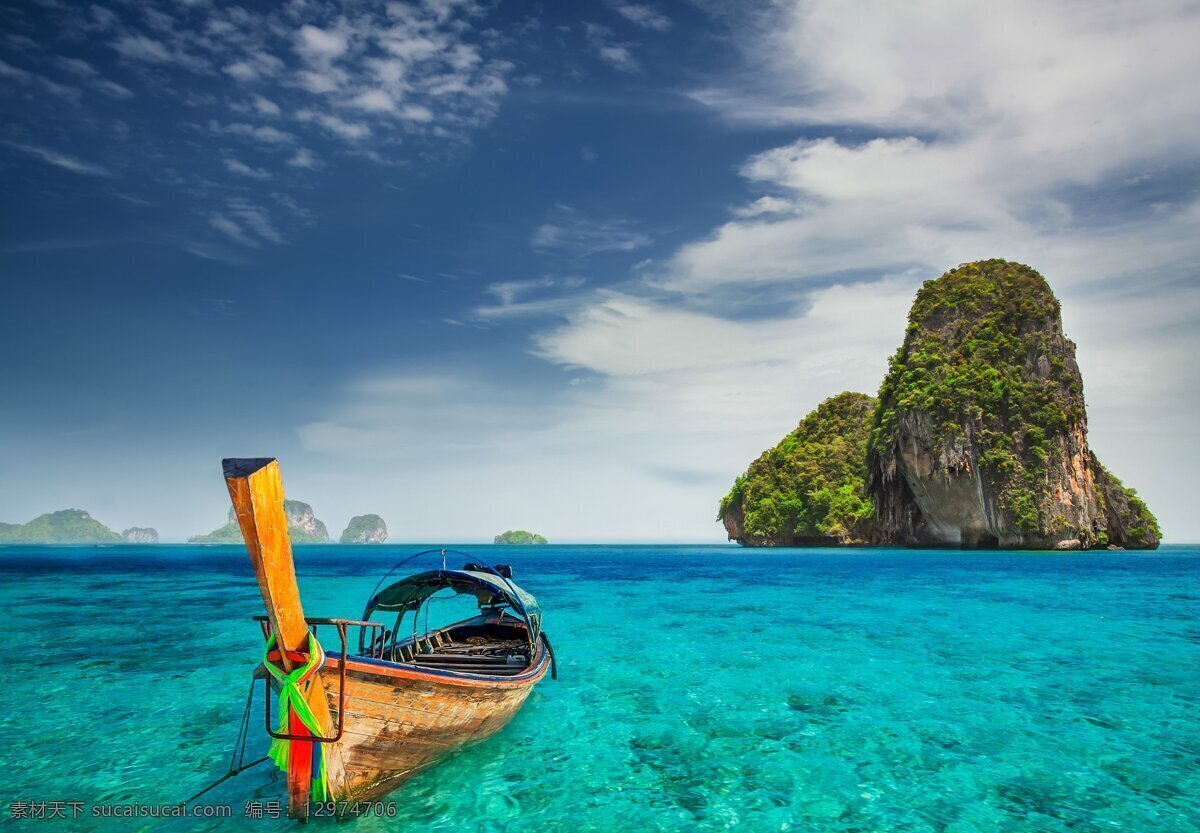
[318,642,550,802]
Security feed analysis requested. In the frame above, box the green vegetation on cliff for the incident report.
[187,523,244,544]
[1091,455,1161,547]
[0,509,121,544]
[340,514,388,544]
[719,392,876,545]
[870,260,1085,533]
[494,530,547,545]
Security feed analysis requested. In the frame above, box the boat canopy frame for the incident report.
[361,549,543,647]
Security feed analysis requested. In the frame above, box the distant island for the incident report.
[494,530,547,545]
[121,527,159,544]
[190,500,330,543]
[340,514,388,544]
[0,509,122,544]
[720,260,1160,550]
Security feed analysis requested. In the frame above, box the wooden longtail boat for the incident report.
[223,458,555,819]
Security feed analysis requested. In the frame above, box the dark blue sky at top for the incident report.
[5,16,721,406]
[0,0,813,535]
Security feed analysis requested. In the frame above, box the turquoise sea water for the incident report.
[2,544,1198,832]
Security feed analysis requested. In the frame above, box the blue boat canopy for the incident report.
[365,568,542,637]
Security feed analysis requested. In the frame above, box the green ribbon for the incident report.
[262,632,332,803]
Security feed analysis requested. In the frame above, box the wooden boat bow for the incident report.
[221,457,553,820]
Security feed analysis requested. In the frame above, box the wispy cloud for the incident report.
[286,148,320,169]
[8,0,519,257]
[53,56,134,99]
[474,276,588,320]
[4,141,112,177]
[223,158,271,180]
[211,121,296,145]
[111,34,210,72]
[208,198,283,247]
[0,57,80,100]
[226,198,283,244]
[296,109,370,141]
[209,213,257,247]
[612,3,672,32]
[532,208,651,256]
[97,1,512,150]
[584,24,639,73]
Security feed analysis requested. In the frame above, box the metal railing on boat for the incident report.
[252,616,385,744]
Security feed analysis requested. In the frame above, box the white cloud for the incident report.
[532,209,651,256]
[297,0,1200,541]
[0,59,31,82]
[296,109,371,140]
[251,95,280,116]
[731,195,797,219]
[286,148,320,169]
[110,33,209,72]
[223,55,284,82]
[93,78,134,99]
[585,23,639,73]
[295,279,914,540]
[54,57,97,78]
[111,34,173,63]
[209,213,257,247]
[0,58,81,100]
[350,89,395,112]
[224,158,271,180]
[215,121,296,144]
[613,3,672,31]
[597,45,638,73]
[83,0,514,165]
[473,276,588,320]
[295,24,350,63]
[226,198,284,244]
[4,142,112,177]
[209,199,283,246]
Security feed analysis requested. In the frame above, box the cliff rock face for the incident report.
[720,392,876,546]
[190,500,330,543]
[121,527,159,544]
[283,501,330,543]
[340,514,388,544]
[868,260,1159,549]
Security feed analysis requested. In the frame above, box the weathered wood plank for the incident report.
[322,660,545,801]
[222,457,346,816]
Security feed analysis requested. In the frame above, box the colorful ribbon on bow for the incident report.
[262,631,332,804]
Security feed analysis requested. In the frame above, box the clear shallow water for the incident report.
[2,544,1198,832]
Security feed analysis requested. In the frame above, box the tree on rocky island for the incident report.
[719,392,876,546]
[340,514,388,544]
[720,260,1160,550]
[494,530,548,545]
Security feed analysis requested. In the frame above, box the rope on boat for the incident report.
[182,678,269,806]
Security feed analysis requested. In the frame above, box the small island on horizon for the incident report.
[494,530,548,545]
[0,509,159,544]
[340,514,388,544]
[719,260,1160,551]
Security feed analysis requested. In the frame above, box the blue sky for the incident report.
[2,0,1198,542]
